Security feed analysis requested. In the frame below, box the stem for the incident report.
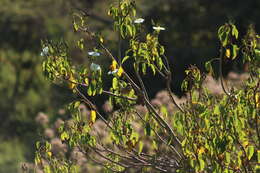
[144,97,183,150]
[118,0,122,64]
[161,54,184,113]
[135,111,182,161]
[135,69,149,100]
[219,47,231,96]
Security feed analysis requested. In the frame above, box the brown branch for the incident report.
[162,54,184,113]
[135,111,182,160]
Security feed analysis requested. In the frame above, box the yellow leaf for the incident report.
[68,74,76,89]
[47,152,52,157]
[110,60,117,71]
[99,37,104,43]
[255,92,260,108]
[117,66,124,77]
[197,146,205,155]
[225,49,231,58]
[242,141,249,148]
[84,78,89,86]
[90,110,96,123]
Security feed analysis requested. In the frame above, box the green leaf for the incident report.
[145,123,151,136]
[142,63,146,74]
[213,105,220,115]
[160,106,168,117]
[122,56,130,64]
[232,44,239,60]
[73,22,79,32]
[225,152,231,164]
[247,145,254,160]
[87,86,92,96]
[36,141,40,150]
[218,25,230,47]
[198,157,205,171]
[152,140,158,150]
[120,24,126,38]
[74,101,81,108]
[231,25,239,39]
[44,165,51,173]
[205,61,213,73]
[112,77,118,90]
[61,131,69,141]
[138,141,144,154]
[150,64,156,75]
[126,25,133,37]
[77,38,84,50]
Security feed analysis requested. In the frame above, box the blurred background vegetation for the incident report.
[0,0,259,172]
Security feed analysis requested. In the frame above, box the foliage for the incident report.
[31,0,260,173]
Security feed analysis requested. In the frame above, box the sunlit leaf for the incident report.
[90,110,96,123]
[247,145,254,160]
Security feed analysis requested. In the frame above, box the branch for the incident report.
[135,111,182,161]
[103,90,137,101]
[219,47,232,97]
[162,55,184,113]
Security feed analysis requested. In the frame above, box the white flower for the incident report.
[90,63,101,71]
[88,51,101,57]
[134,18,145,24]
[40,46,49,56]
[152,26,166,31]
[108,69,118,75]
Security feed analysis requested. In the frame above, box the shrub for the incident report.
[32,0,260,172]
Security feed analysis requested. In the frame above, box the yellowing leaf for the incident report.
[110,60,117,71]
[84,78,89,86]
[47,152,52,157]
[61,131,69,141]
[90,110,96,123]
[99,37,104,43]
[199,157,205,171]
[197,146,206,155]
[242,141,249,148]
[255,92,260,108]
[138,141,144,154]
[117,66,124,77]
[68,75,76,89]
[225,49,231,58]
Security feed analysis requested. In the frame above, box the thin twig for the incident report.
[162,54,184,113]
[219,47,231,97]
[144,97,183,150]
[103,90,137,101]
[135,111,182,160]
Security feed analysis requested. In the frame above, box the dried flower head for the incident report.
[44,128,55,139]
[102,101,113,113]
[35,112,49,125]
[54,118,64,130]
[50,138,67,154]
